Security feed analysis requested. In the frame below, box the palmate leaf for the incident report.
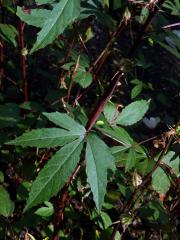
[25,137,84,210]
[7,112,86,148]
[43,112,85,134]
[86,134,115,211]
[30,0,80,53]
[6,128,79,148]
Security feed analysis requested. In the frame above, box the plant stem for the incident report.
[89,17,128,74]
[86,71,124,132]
[52,162,82,240]
[66,55,80,102]
[18,21,28,101]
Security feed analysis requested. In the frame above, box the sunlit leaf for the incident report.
[86,134,115,211]
[7,128,79,148]
[30,0,80,53]
[16,7,51,28]
[116,100,150,126]
[25,137,84,210]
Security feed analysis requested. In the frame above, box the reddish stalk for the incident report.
[52,163,82,240]
[86,71,124,132]
[66,55,80,102]
[18,21,28,101]
[89,17,128,74]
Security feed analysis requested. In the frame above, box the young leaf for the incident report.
[0,186,15,217]
[7,128,79,148]
[86,134,115,211]
[116,100,150,126]
[16,7,51,28]
[74,70,93,88]
[35,201,54,217]
[131,81,143,99]
[43,112,86,134]
[30,0,80,53]
[25,137,84,210]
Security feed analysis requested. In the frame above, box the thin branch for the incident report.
[18,21,28,101]
[162,22,180,29]
[86,71,124,132]
[66,55,80,102]
[128,0,166,57]
[52,162,82,240]
[89,17,128,73]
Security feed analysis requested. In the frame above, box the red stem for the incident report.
[18,21,28,101]
[86,72,124,132]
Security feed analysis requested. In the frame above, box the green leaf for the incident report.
[131,80,143,99]
[103,101,119,125]
[168,156,180,176]
[98,126,133,146]
[36,0,54,4]
[30,0,80,53]
[101,0,109,8]
[0,103,20,128]
[43,112,86,134]
[111,145,131,155]
[152,151,180,195]
[113,0,122,10]
[152,167,171,195]
[157,41,180,59]
[35,201,54,217]
[125,148,136,172]
[116,100,150,126]
[163,151,179,176]
[16,6,51,28]
[86,134,115,211]
[0,186,15,217]
[0,24,17,47]
[7,128,79,148]
[0,171,4,183]
[74,70,93,88]
[25,137,84,210]
[100,212,112,229]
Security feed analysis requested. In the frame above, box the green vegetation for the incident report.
[0,0,179,239]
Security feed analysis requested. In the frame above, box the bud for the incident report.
[21,48,28,57]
